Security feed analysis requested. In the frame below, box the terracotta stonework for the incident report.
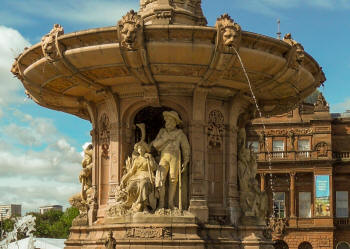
[11,0,325,248]
[248,94,350,249]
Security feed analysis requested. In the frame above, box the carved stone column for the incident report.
[139,0,207,26]
[260,173,266,192]
[188,87,209,223]
[289,171,296,218]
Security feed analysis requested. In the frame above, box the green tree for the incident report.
[27,207,78,239]
[0,218,15,240]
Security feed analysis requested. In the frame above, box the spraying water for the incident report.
[0,215,36,249]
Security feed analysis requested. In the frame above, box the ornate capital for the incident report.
[41,24,64,62]
[215,14,241,52]
[117,10,143,50]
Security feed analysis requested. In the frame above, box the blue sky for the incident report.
[0,0,349,212]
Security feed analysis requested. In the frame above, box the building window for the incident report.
[298,139,310,157]
[336,191,349,218]
[248,141,259,153]
[337,242,350,249]
[299,192,311,218]
[273,192,286,218]
[273,140,285,158]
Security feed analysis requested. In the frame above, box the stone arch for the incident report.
[298,241,313,249]
[274,240,289,249]
[121,99,190,130]
[337,242,350,249]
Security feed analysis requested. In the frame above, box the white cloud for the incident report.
[0,26,31,106]
[332,98,350,113]
[0,107,87,212]
[0,123,84,212]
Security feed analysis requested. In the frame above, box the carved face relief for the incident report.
[118,10,143,50]
[222,27,239,48]
[121,23,138,49]
[164,116,177,130]
[215,14,241,51]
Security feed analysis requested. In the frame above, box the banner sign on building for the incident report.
[315,175,330,216]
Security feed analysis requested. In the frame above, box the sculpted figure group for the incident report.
[109,111,190,216]
[237,128,267,224]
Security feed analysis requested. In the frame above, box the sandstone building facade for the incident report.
[247,92,350,249]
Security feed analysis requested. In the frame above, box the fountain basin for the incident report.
[15,25,324,118]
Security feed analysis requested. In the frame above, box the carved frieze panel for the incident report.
[256,128,313,137]
[99,113,111,159]
[125,227,171,239]
[207,110,224,149]
[151,64,207,77]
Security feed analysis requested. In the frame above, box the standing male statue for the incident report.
[151,111,190,210]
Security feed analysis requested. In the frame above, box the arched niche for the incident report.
[119,101,191,209]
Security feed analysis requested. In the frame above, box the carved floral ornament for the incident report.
[207,110,224,149]
[215,13,241,52]
[254,128,313,137]
[315,142,328,157]
[267,217,287,239]
[41,24,64,62]
[99,113,111,159]
[117,10,143,50]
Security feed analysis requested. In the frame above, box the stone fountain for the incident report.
[11,0,325,248]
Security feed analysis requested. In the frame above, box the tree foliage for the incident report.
[0,207,79,240]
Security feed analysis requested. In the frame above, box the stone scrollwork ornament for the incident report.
[117,10,143,51]
[283,33,305,70]
[99,113,111,159]
[215,13,241,53]
[208,110,224,149]
[41,24,64,62]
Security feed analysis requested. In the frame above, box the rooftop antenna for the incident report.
[277,19,281,40]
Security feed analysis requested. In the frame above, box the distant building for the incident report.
[0,204,21,219]
[247,92,350,249]
[39,205,63,214]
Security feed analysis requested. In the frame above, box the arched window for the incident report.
[298,242,312,249]
[274,240,289,249]
[337,242,350,249]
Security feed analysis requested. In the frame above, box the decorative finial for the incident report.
[277,19,281,40]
